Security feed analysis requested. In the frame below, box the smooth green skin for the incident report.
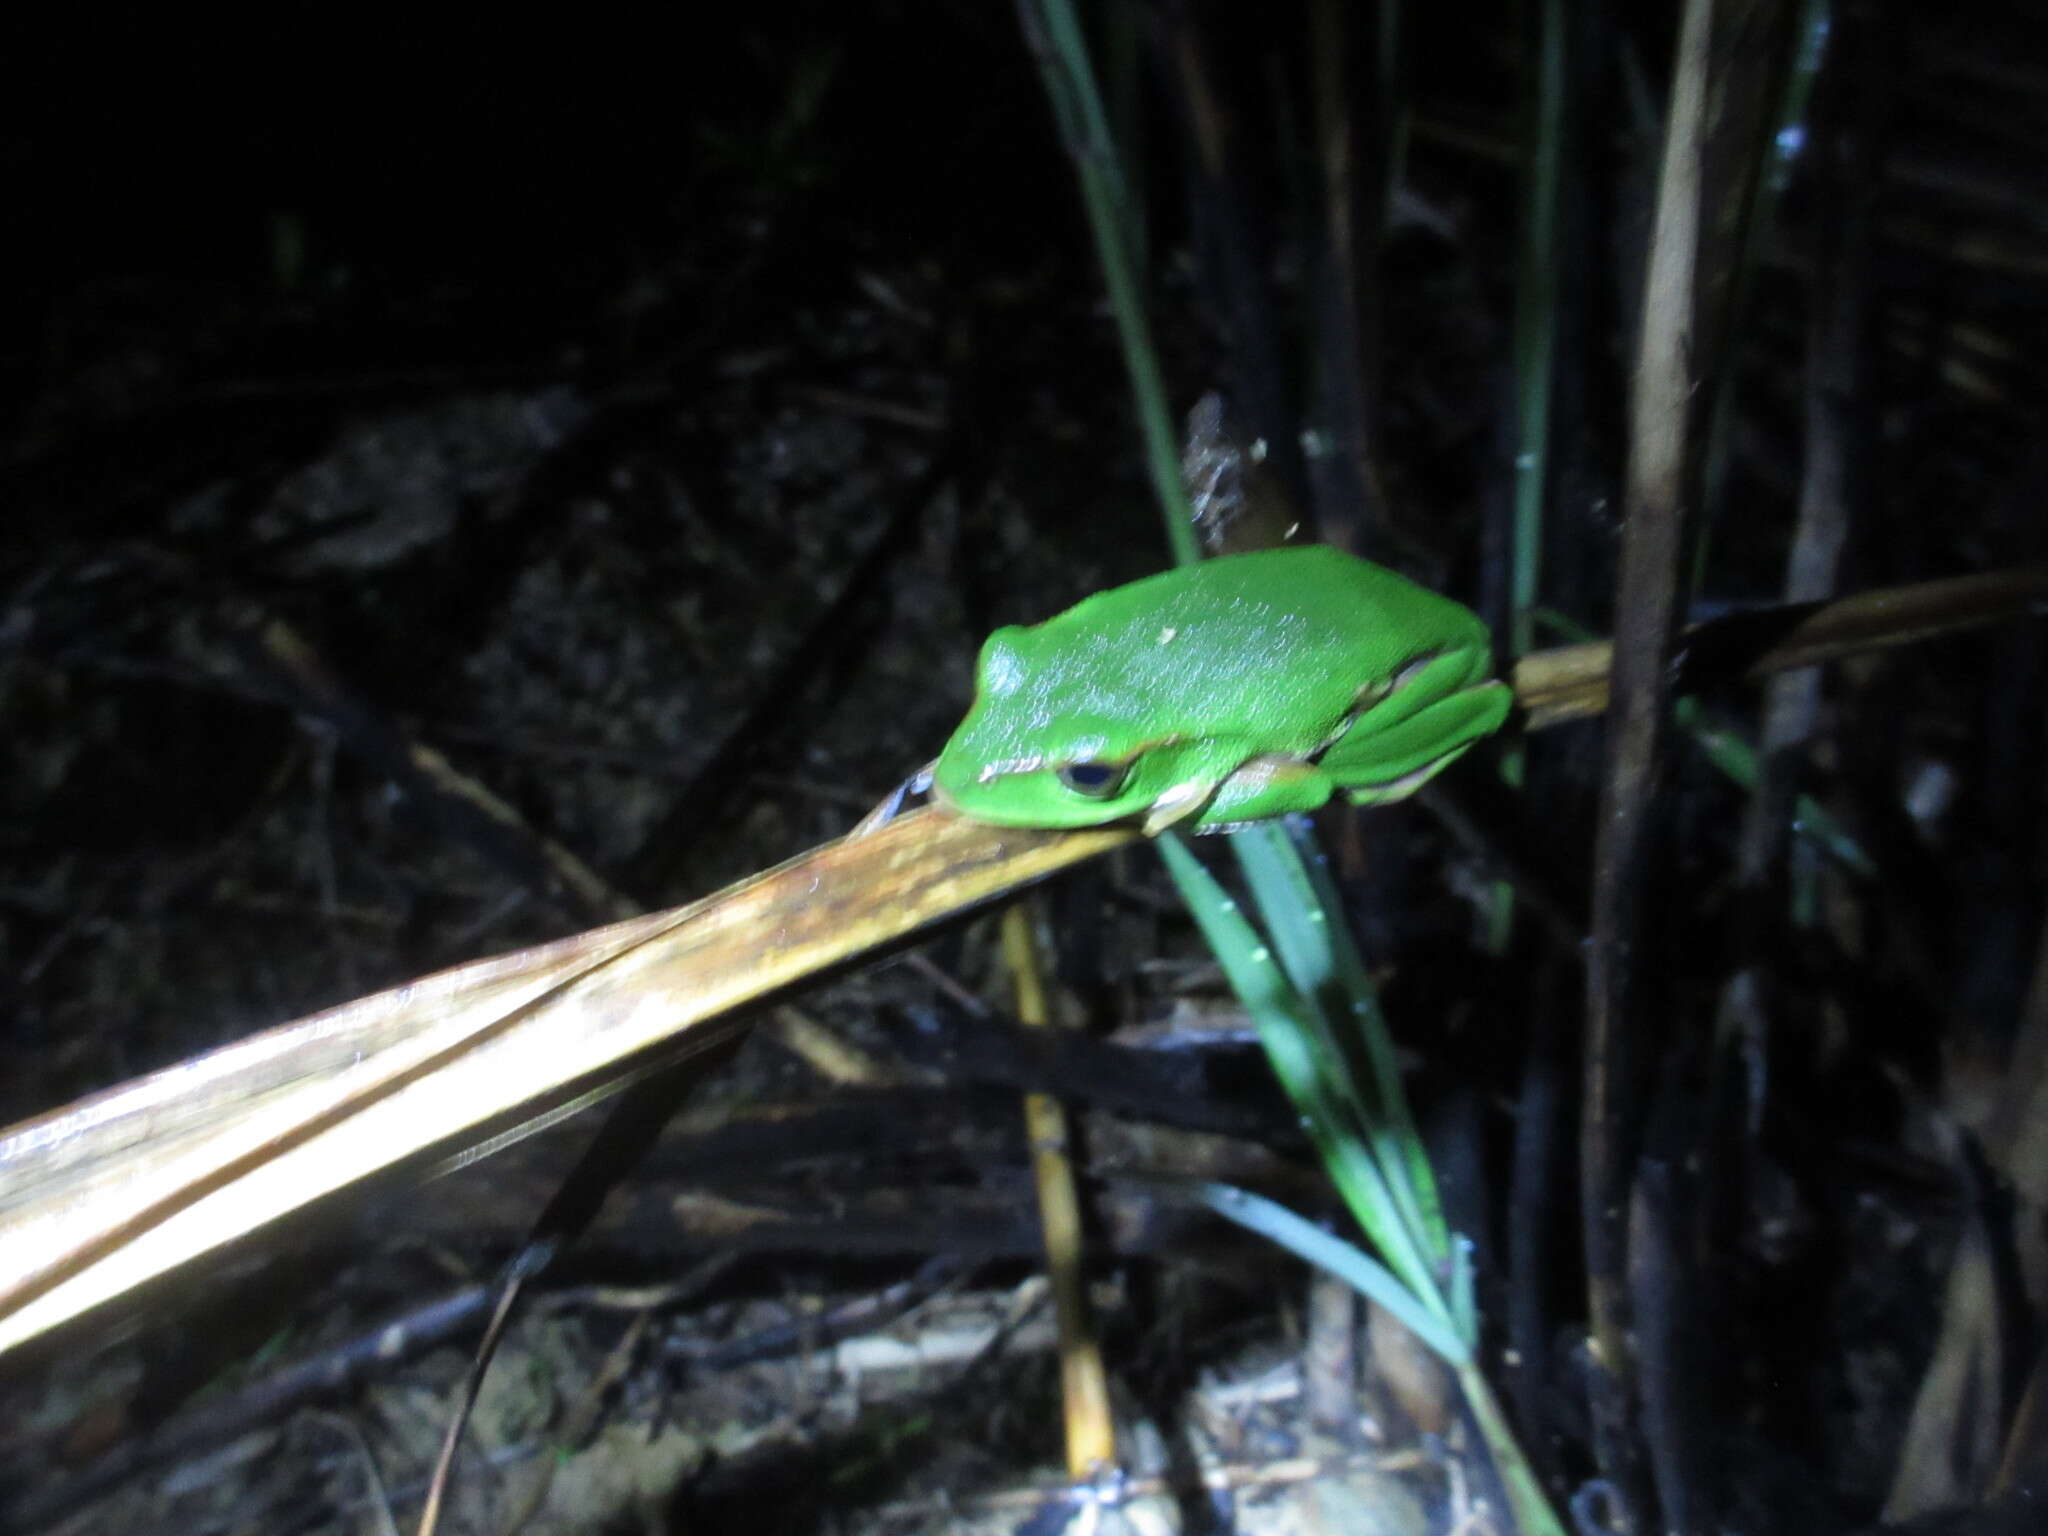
[934,545,1513,834]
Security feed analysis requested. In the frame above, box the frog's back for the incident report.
[1062,546,1486,676]
[1172,546,1482,649]
[1009,546,1485,752]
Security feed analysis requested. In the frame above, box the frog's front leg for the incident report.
[852,762,936,836]
[1322,666,1513,807]
[1193,756,1337,828]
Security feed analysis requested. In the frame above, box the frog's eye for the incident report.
[1056,761,1129,799]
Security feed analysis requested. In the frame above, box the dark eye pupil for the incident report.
[1056,762,1126,798]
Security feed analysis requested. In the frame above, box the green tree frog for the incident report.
[933,545,1512,834]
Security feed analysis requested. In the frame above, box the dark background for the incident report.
[4,4,2047,1533]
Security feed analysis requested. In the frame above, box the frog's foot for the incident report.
[852,763,936,838]
[1139,777,1220,836]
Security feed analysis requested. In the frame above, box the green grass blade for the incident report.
[1188,1181,1469,1365]
[1017,0,1196,564]
[1230,821,1451,1266]
[1156,831,1450,1321]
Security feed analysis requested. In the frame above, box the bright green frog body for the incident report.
[933,545,1512,834]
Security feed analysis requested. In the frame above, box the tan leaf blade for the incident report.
[0,807,1129,1355]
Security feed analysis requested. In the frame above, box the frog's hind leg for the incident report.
[1322,680,1512,806]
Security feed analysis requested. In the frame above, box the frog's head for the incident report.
[932,626,1232,832]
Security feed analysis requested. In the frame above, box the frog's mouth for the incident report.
[970,729,1187,787]
[968,753,1049,782]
